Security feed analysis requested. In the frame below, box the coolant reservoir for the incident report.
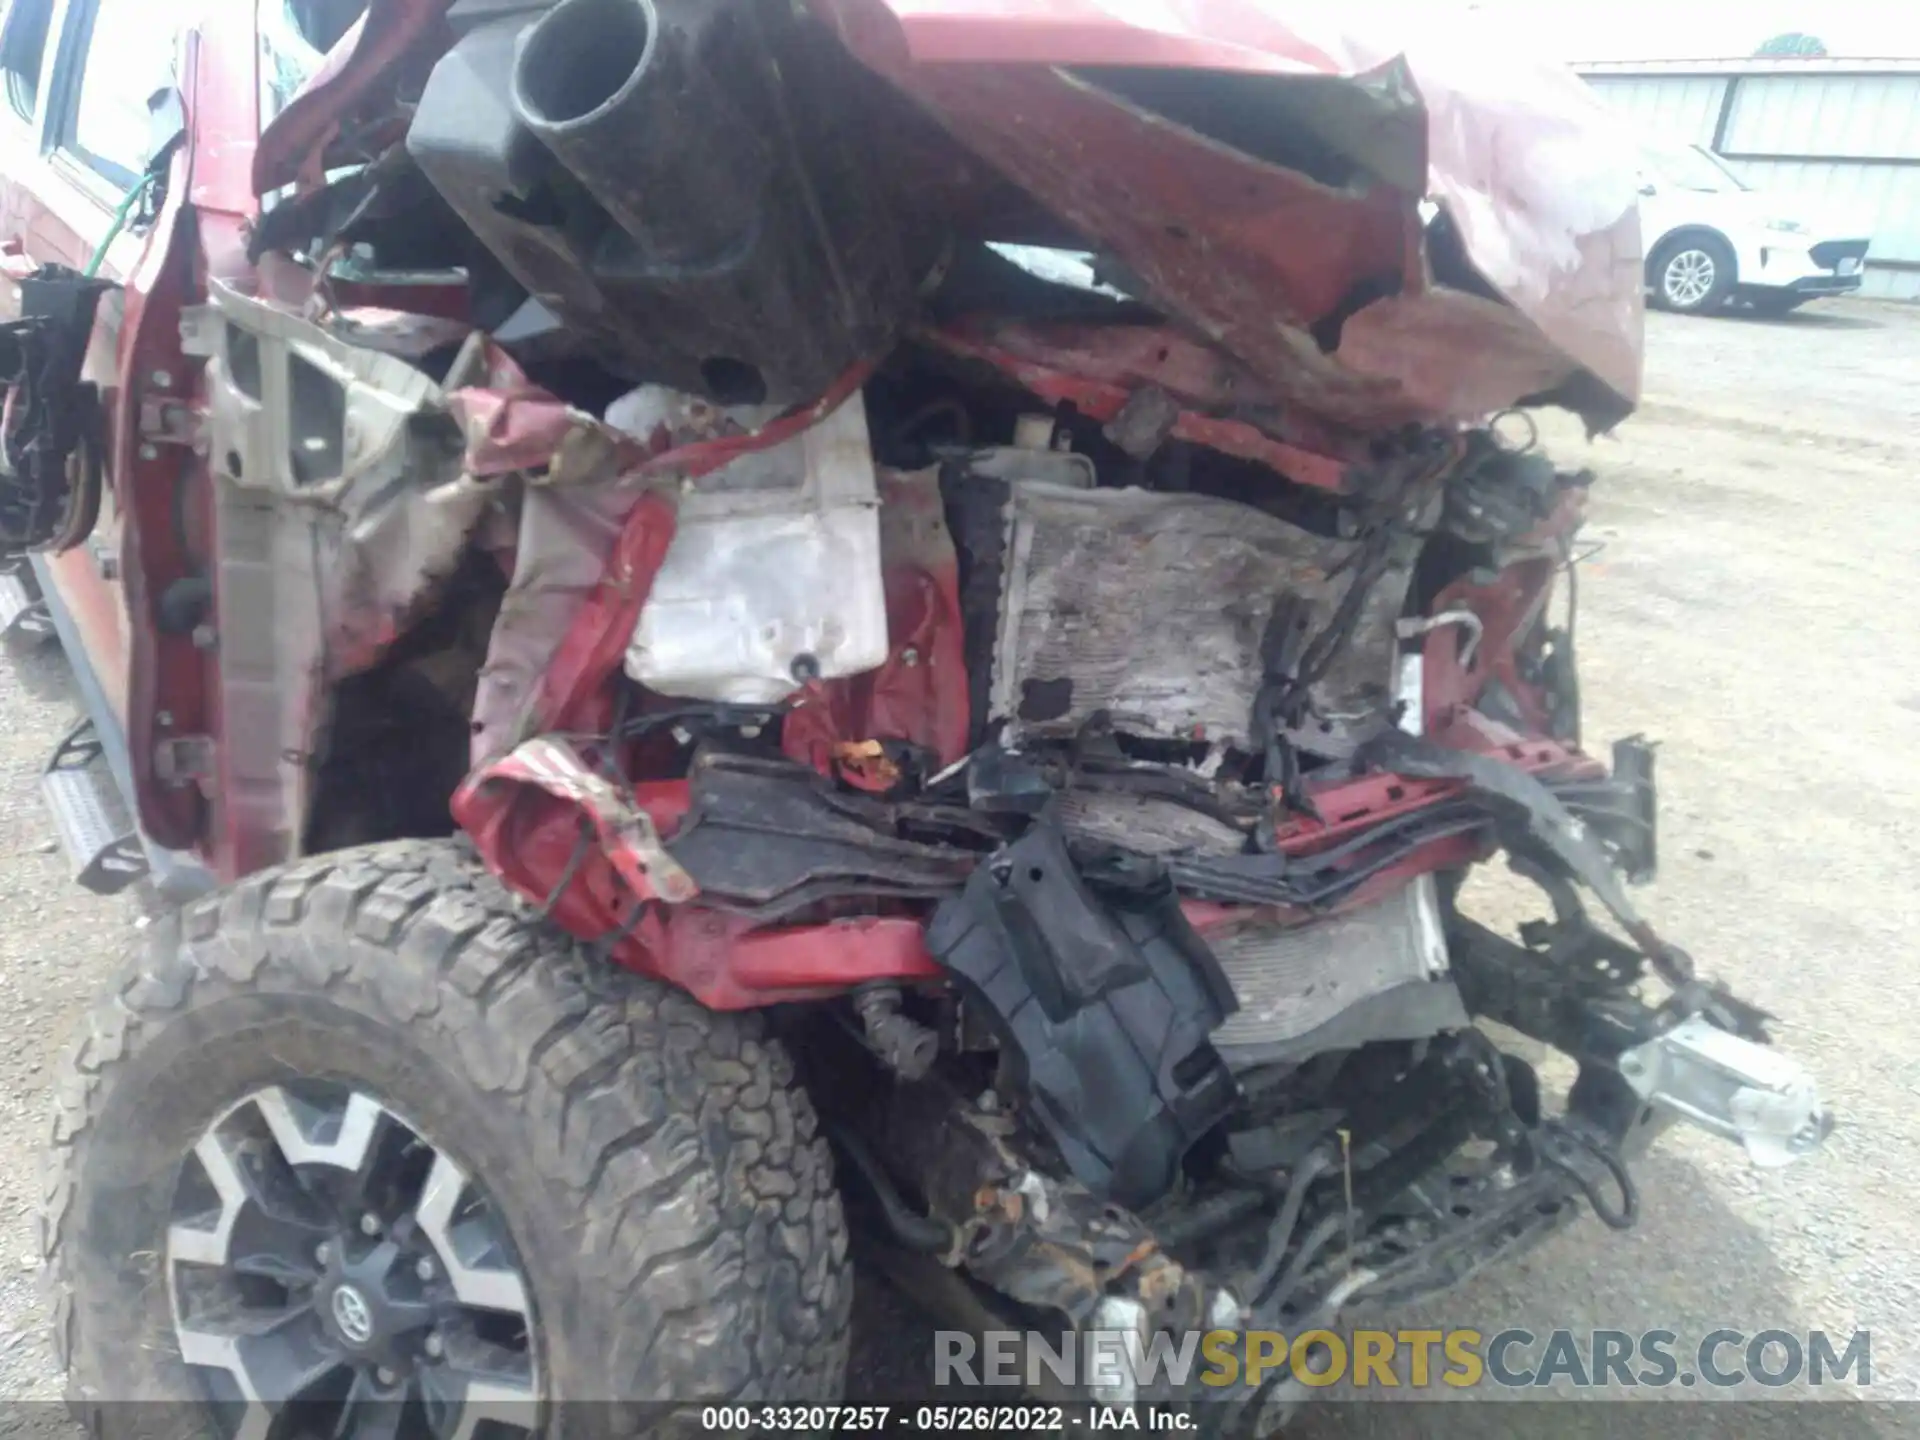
[622,393,888,703]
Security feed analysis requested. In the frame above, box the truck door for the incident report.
[0,0,197,894]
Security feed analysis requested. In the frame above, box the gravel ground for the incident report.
[2,299,1918,1433]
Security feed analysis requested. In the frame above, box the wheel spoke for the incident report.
[1664,250,1716,306]
[177,1308,348,1440]
[228,1209,331,1286]
[420,1370,538,1440]
[334,1371,406,1440]
[169,1132,251,1267]
[374,1288,437,1339]
[175,1327,275,1440]
[413,1153,531,1318]
[254,1086,388,1173]
[171,1128,330,1286]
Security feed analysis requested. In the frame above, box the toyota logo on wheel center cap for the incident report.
[331,1284,375,1346]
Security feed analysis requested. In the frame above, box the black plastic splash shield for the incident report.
[927,822,1239,1208]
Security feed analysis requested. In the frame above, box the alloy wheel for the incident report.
[1662,248,1717,308]
[166,1081,539,1440]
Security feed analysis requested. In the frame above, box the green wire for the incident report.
[82,172,155,280]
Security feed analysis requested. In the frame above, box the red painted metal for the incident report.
[455,741,951,1009]
[259,0,1642,436]
[530,491,680,742]
[116,21,261,860]
[1408,482,1590,753]
[928,322,1357,490]
[449,365,971,1007]
[252,0,453,195]
[813,0,1645,423]
[650,911,944,1011]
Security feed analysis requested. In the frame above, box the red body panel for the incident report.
[813,0,1645,420]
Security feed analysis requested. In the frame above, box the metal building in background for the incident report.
[1579,58,1920,300]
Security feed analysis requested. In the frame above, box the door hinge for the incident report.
[154,734,216,790]
[138,395,201,448]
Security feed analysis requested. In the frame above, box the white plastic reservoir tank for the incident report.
[621,390,890,704]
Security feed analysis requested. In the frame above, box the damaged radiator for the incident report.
[985,482,1414,751]
[1203,876,1466,1066]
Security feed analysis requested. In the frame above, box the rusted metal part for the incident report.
[877,1082,1220,1334]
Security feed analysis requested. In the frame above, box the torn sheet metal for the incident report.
[816,0,1643,429]
[200,279,490,871]
[465,366,879,766]
[462,735,697,904]
[453,363,669,767]
[782,464,971,777]
[624,393,890,705]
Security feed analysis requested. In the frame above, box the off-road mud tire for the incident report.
[42,839,851,1436]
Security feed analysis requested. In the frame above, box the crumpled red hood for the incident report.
[257,0,1644,433]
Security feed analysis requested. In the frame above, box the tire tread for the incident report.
[43,838,850,1416]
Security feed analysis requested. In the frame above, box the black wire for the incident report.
[592,897,650,962]
[618,702,783,739]
[1152,1188,1271,1251]
[536,818,595,922]
[824,1123,955,1255]
[600,683,633,781]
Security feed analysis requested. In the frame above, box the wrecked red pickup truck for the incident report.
[7,0,1828,1432]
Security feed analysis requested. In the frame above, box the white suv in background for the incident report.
[1637,142,1872,315]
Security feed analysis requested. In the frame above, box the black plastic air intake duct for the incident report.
[408,0,913,405]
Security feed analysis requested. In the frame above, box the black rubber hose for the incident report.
[1153,1188,1270,1252]
[1541,1122,1639,1231]
[1259,1213,1345,1313]
[825,1123,954,1255]
[1243,1149,1334,1300]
